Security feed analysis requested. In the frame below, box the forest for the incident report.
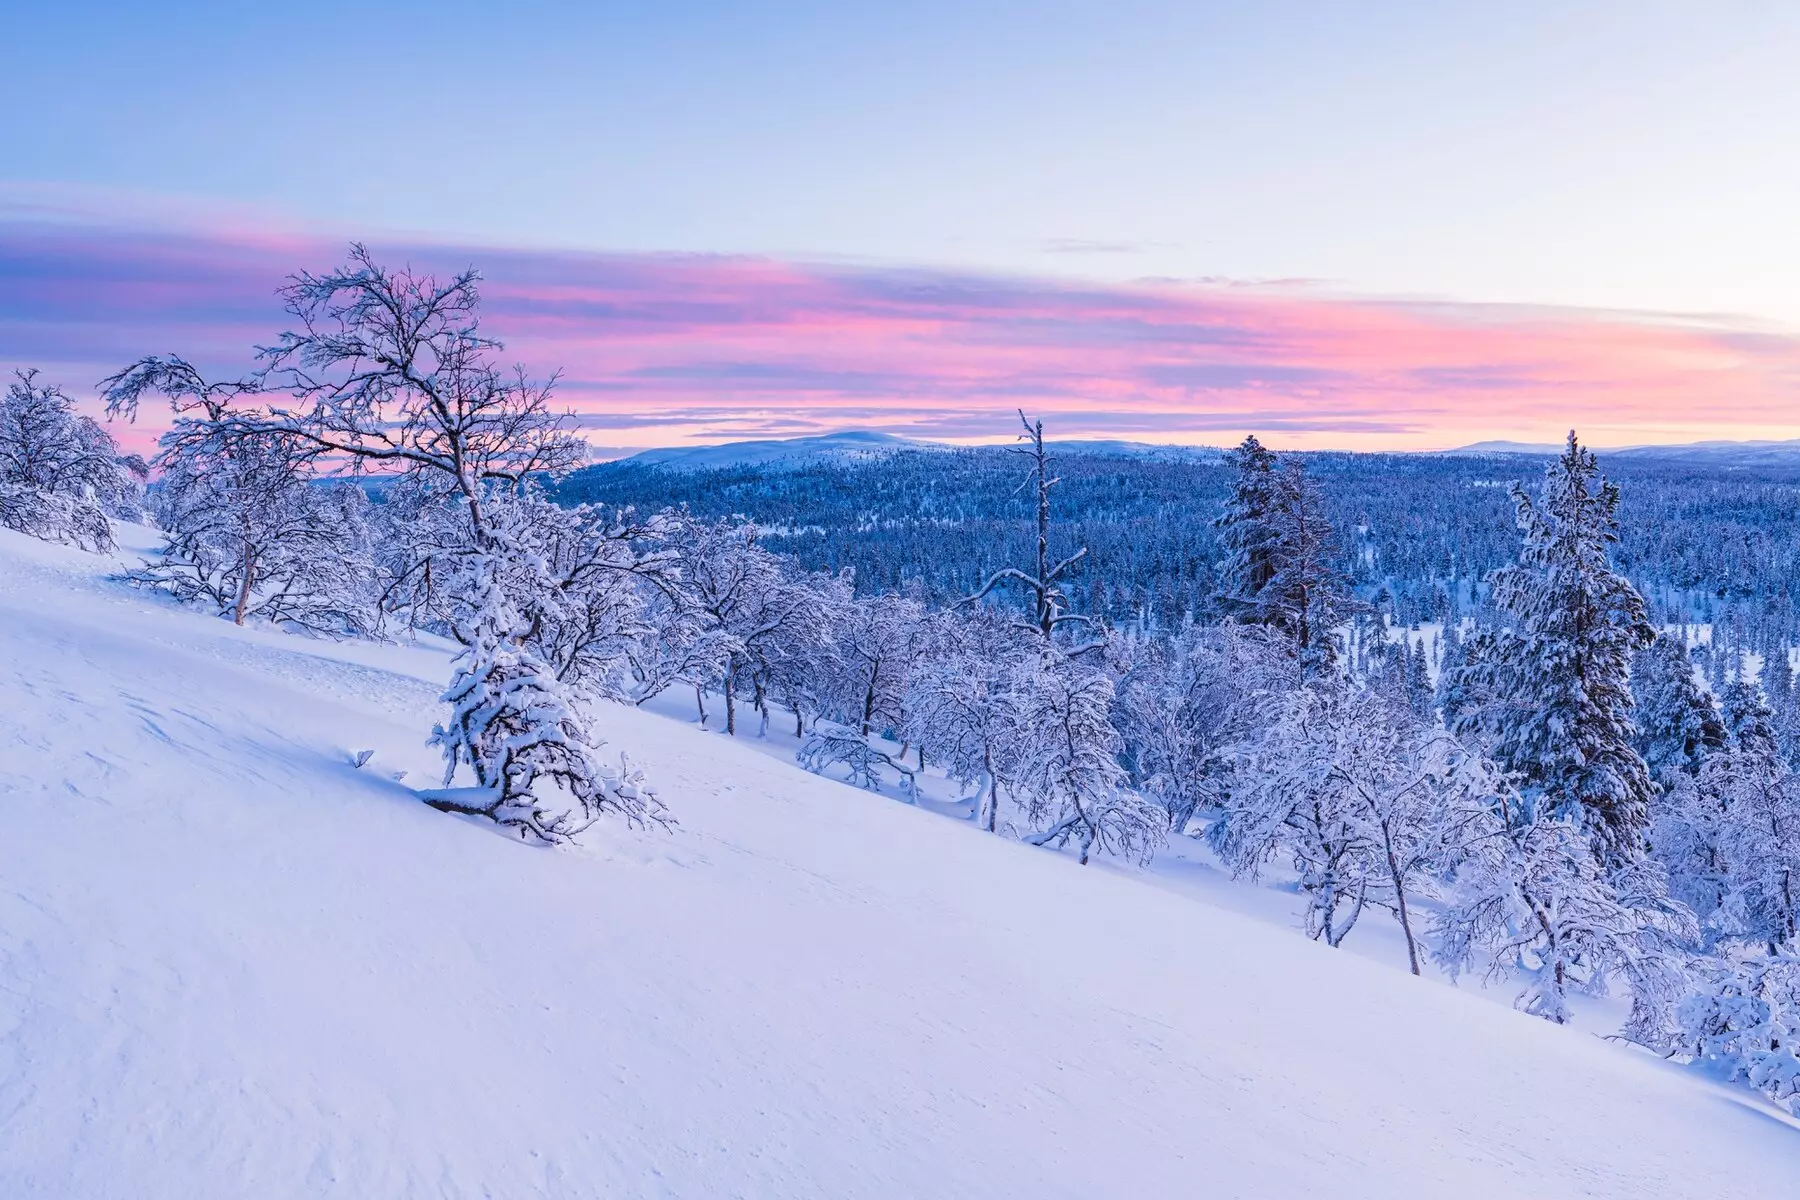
[561,439,1800,656]
[4,244,1798,1119]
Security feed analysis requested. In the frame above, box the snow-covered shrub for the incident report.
[797,719,917,799]
[427,544,666,843]
[1678,954,1800,1114]
[0,369,144,550]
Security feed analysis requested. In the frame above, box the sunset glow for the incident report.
[5,215,1797,456]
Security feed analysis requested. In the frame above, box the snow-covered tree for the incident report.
[1404,634,1435,720]
[1115,622,1293,832]
[1013,653,1166,865]
[141,418,377,633]
[964,411,1096,649]
[1651,770,1732,935]
[1436,619,1477,722]
[1633,633,1726,786]
[1703,685,1800,952]
[1215,438,1353,675]
[903,610,1030,830]
[1445,432,1655,860]
[477,488,681,705]
[0,369,144,550]
[1763,637,1793,707]
[109,248,663,841]
[1435,801,1694,1035]
[661,514,831,736]
[757,570,851,739]
[1264,460,1355,676]
[1215,434,1284,617]
[1214,686,1499,968]
[621,582,736,717]
[363,477,468,638]
[820,591,923,738]
[425,541,665,842]
[102,355,379,632]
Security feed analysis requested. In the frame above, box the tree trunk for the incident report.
[724,674,736,736]
[694,683,708,726]
[1386,838,1421,975]
[234,546,257,626]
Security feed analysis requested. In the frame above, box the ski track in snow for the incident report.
[1,525,1796,1198]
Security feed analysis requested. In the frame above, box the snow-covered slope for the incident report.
[1,527,1795,1199]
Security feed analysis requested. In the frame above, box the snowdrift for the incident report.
[0,526,1794,1198]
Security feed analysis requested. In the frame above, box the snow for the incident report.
[609,430,1222,472]
[621,430,941,472]
[2,524,1797,1198]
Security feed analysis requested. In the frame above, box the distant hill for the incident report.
[618,430,1800,473]
[614,430,1223,473]
[1442,437,1800,467]
[1440,440,1566,456]
[620,431,942,472]
[1610,439,1800,469]
[621,430,1800,473]
[1045,439,1224,463]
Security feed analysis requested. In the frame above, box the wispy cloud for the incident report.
[4,214,1799,453]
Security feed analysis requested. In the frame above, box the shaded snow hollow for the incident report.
[0,526,1795,1198]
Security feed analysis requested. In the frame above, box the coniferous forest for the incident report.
[560,440,1800,655]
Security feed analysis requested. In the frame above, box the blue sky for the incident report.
[4,2,1799,450]
[7,2,1796,319]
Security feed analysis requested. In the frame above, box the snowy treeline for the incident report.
[565,435,1800,657]
[13,245,1800,1117]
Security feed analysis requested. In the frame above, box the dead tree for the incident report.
[963,411,1097,648]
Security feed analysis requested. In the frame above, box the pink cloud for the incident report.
[4,217,1797,454]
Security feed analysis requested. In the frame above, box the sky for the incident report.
[3,1,1798,452]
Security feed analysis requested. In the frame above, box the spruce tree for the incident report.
[1215,438,1352,675]
[1633,633,1726,785]
[1447,432,1656,859]
[1405,635,1435,720]
[1763,636,1793,706]
[1720,671,1780,758]
[1215,434,1283,619]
